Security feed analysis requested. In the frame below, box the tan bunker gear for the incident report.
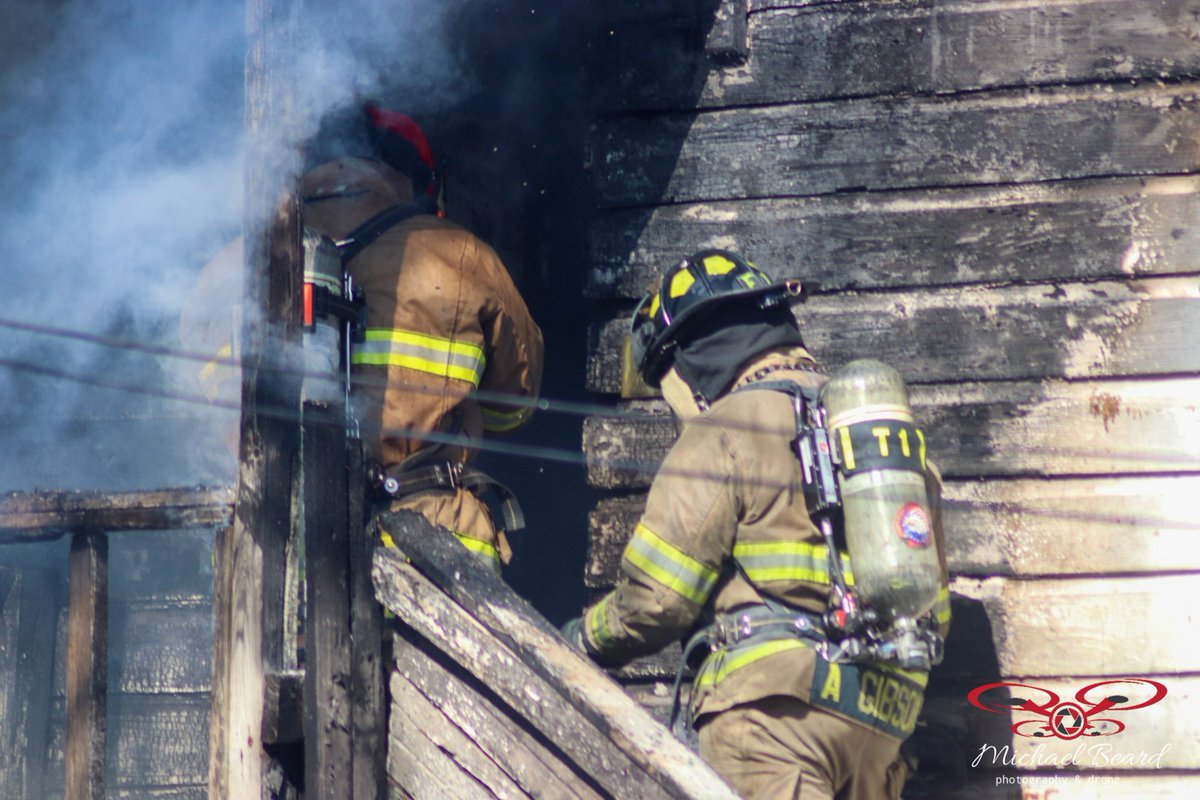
[582,352,950,799]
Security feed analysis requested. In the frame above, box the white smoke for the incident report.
[0,0,471,490]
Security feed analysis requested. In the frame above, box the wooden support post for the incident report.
[348,441,384,800]
[302,408,352,799]
[65,533,107,800]
[209,0,302,795]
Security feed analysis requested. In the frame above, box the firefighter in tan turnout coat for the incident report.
[183,104,543,573]
[567,251,950,799]
[301,104,543,573]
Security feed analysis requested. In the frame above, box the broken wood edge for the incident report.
[371,509,739,800]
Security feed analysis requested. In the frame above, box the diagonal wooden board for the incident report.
[371,509,738,800]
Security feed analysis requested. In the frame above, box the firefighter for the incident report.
[182,103,543,574]
[300,103,543,574]
[565,251,950,799]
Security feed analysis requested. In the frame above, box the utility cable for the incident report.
[0,353,1198,532]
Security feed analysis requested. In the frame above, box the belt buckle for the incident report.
[440,462,463,490]
[738,613,753,642]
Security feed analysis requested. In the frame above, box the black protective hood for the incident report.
[671,304,805,404]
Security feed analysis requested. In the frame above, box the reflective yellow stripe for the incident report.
[198,344,234,403]
[695,639,808,688]
[586,595,618,650]
[352,328,485,386]
[453,532,502,575]
[733,540,855,586]
[380,528,498,574]
[625,524,718,606]
[933,586,951,626]
[481,404,532,433]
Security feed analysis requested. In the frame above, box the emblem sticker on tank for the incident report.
[896,503,931,548]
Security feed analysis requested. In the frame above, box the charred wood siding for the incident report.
[585,2,1200,795]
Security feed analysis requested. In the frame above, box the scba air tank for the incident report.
[820,359,941,625]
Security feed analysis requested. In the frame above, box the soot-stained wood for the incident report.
[584,377,1200,488]
[371,510,739,800]
[586,476,1200,586]
[302,408,352,800]
[389,632,605,800]
[587,176,1200,299]
[65,534,106,800]
[588,277,1200,392]
[45,694,210,796]
[952,574,1200,679]
[595,0,1200,112]
[0,566,56,800]
[108,597,211,694]
[592,83,1200,208]
[0,487,235,544]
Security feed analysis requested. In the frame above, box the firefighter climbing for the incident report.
[563,250,951,800]
[182,102,544,575]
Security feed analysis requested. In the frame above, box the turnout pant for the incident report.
[697,696,908,800]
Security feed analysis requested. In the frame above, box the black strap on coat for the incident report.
[335,196,435,264]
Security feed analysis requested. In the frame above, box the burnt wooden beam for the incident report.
[704,0,749,65]
[0,487,235,544]
[588,277,1200,392]
[596,0,1200,112]
[302,409,352,800]
[347,443,384,800]
[371,510,738,800]
[0,565,56,800]
[592,83,1200,208]
[262,670,304,746]
[211,0,303,795]
[587,175,1200,299]
[583,377,1200,488]
[586,475,1200,587]
[65,534,107,800]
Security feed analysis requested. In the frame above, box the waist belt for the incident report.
[369,460,525,533]
[669,604,827,739]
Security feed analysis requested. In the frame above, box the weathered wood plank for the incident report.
[390,630,605,800]
[388,665,529,799]
[212,0,304,796]
[588,277,1200,393]
[587,176,1200,299]
[302,409,352,800]
[593,83,1200,208]
[110,597,212,694]
[65,533,107,800]
[585,476,1200,585]
[387,701,502,800]
[584,377,1200,488]
[347,443,385,800]
[206,526,230,800]
[371,511,739,800]
[0,487,235,544]
[953,574,1200,677]
[47,694,210,796]
[596,0,1200,112]
[262,670,303,746]
[0,565,57,800]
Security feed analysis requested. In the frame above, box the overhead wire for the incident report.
[0,316,1198,531]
